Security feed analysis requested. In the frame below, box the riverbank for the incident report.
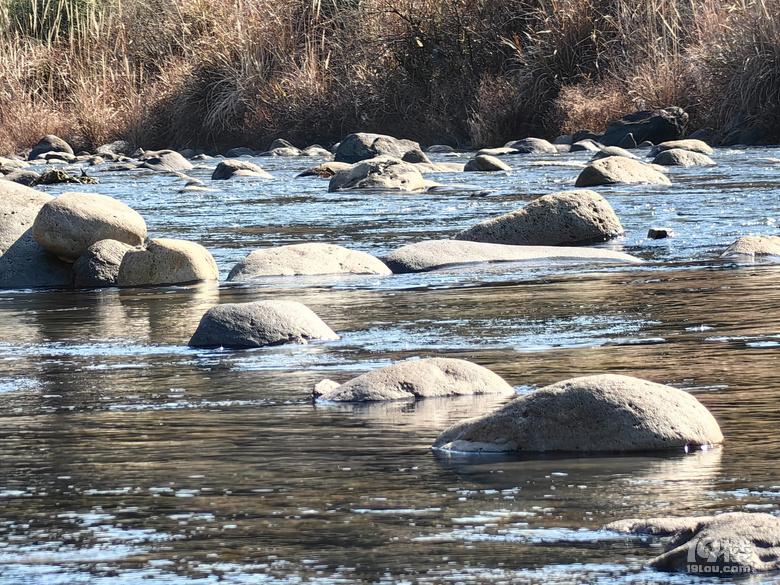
[1,0,779,154]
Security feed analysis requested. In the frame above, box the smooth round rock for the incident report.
[328,157,426,192]
[117,238,218,287]
[591,146,638,160]
[503,137,557,154]
[455,189,624,246]
[32,192,147,261]
[334,133,421,163]
[652,148,715,166]
[384,239,642,273]
[139,150,193,172]
[71,239,134,288]
[651,139,714,156]
[432,374,723,453]
[313,358,515,402]
[464,154,511,172]
[212,160,272,180]
[227,243,390,280]
[29,135,73,160]
[189,300,339,348]
[575,156,672,187]
[721,235,780,259]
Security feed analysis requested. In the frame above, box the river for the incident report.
[1,146,780,584]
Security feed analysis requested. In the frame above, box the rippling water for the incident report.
[2,147,780,584]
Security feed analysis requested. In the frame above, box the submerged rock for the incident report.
[604,512,780,574]
[383,239,642,273]
[228,243,390,280]
[71,239,134,288]
[212,160,272,180]
[32,192,147,261]
[117,238,218,287]
[313,358,515,402]
[721,235,780,260]
[455,189,624,246]
[575,156,672,187]
[432,374,723,453]
[328,157,425,191]
[189,300,339,348]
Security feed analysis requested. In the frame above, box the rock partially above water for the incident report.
[721,235,780,260]
[652,148,716,167]
[464,154,511,172]
[650,139,714,156]
[383,239,642,273]
[604,512,780,574]
[313,358,515,402]
[118,238,218,287]
[503,137,558,154]
[71,239,135,288]
[189,300,339,349]
[211,160,272,180]
[334,132,421,163]
[139,150,194,172]
[455,189,624,246]
[227,243,390,280]
[328,157,426,191]
[575,156,672,187]
[599,107,689,147]
[32,192,147,261]
[432,374,723,453]
[29,134,73,160]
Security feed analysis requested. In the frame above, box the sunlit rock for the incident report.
[721,235,780,260]
[189,300,339,348]
[575,156,672,187]
[118,238,218,287]
[28,134,73,161]
[650,139,714,156]
[211,160,273,180]
[328,156,426,192]
[296,161,352,178]
[139,150,194,172]
[455,189,624,246]
[503,137,557,153]
[605,512,780,574]
[432,374,723,453]
[464,154,511,172]
[652,148,715,167]
[72,239,135,288]
[313,357,515,402]
[590,146,638,160]
[32,192,147,261]
[228,243,390,280]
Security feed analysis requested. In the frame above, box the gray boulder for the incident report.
[591,146,638,160]
[296,161,352,178]
[225,147,255,157]
[96,140,133,156]
[575,156,672,187]
[605,513,780,574]
[117,238,219,287]
[32,192,147,261]
[260,146,302,157]
[228,243,390,280]
[313,357,515,402]
[139,150,194,172]
[328,157,426,192]
[71,239,135,288]
[571,139,603,152]
[652,148,716,167]
[301,145,333,157]
[0,181,71,288]
[334,133,421,164]
[464,154,511,172]
[268,138,294,150]
[1,169,40,186]
[29,135,73,160]
[721,235,780,259]
[426,144,455,153]
[503,137,558,154]
[650,139,714,156]
[432,374,723,453]
[599,107,689,147]
[476,147,520,157]
[212,160,272,180]
[383,239,642,273]
[189,300,339,348]
[455,189,624,246]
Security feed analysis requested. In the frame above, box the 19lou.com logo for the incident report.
[686,536,753,574]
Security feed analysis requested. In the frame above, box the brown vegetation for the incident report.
[1,0,779,154]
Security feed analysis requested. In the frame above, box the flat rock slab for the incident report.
[313,357,515,402]
[721,235,780,260]
[118,238,218,287]
[328,157,426,192]
[189,300,339,349]
[575,156,672,187]
[383,239,643,273]
[604,512,780,574]
[228,243,390,280]
[455,189,624,246]
[432,374,723,453]
[32,192,147,261]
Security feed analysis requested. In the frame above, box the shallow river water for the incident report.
[2,146,780,584]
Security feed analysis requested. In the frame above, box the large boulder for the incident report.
[455,189,624,246]
[605,513,780,574]
[652,148,715,167]
[503,137,558,154]
[650,139,714,156]
[334,133,421,164]
[32,192,147,261]
[328,157,426,192]
[575,156,672,187]
[464,154,511,172]
[188,300,339,348]
[227,243,390,280]
[71,239,134,288]
[139,150,193,172]
[383,239,642,273]
[313,358,515,402]
[0,181,71,288]
[721,235,780,260]
[599,107,689,147]
[1,169,40,186]
[29,135,73,160]
[211,160,272,180]
[117,238,218,287]
[432,374,723,453]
